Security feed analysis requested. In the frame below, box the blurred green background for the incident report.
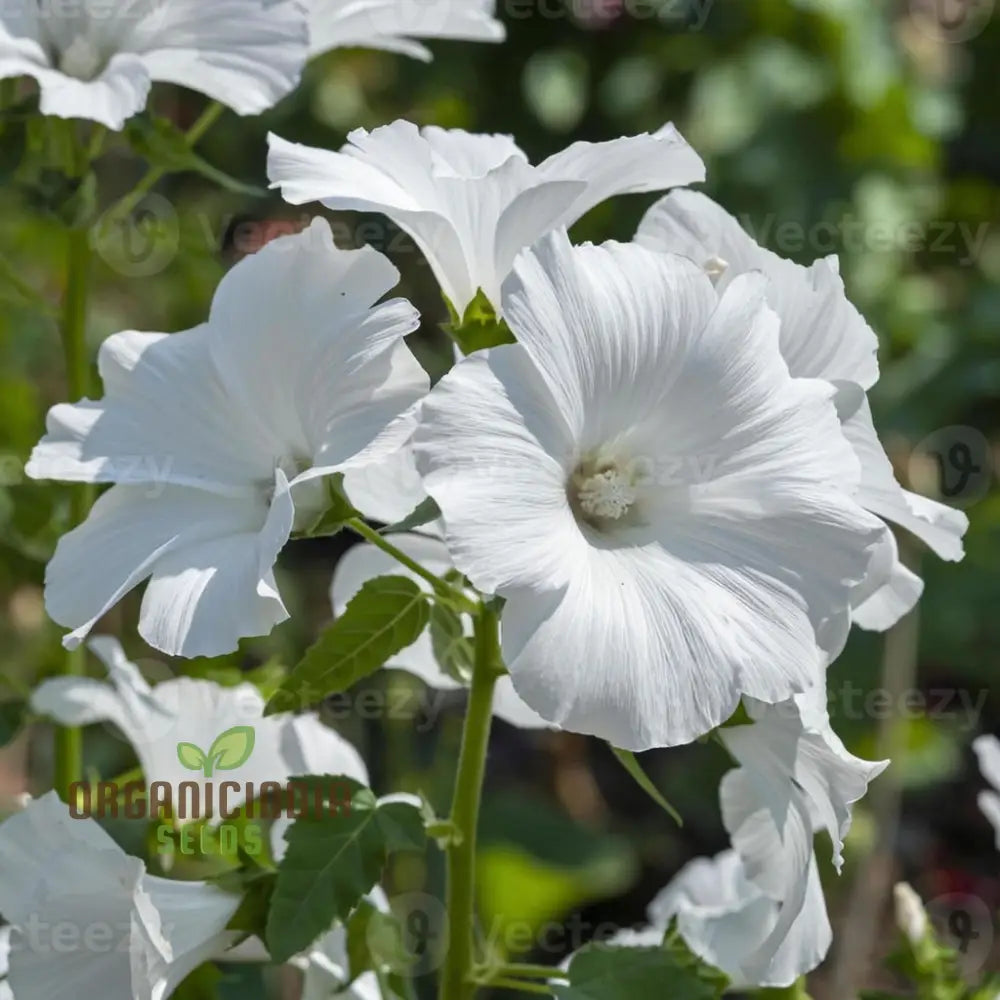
[1,0,999,996]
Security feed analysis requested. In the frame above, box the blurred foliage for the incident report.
[2,0,999,995]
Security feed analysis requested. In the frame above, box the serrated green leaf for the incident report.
[123,116,263,197]
[268,576,431,713]
[609,746,683,826]
[0,702,26,749]
[265,777,425,963]
[429,603,473,683]
[379,496,441,535]
[172,961,222,1000]
[225,873,276,939]
[177,742,207,772]
[555,944,727,1000]
[209,725,256,773]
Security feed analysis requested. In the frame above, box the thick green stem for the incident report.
[54,222,94,798]
[439,606,501,1000]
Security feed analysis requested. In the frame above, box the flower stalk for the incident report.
[439,603,502,1000]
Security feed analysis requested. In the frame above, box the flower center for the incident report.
[572,463,638,522]
[703,255,729,281]
[58,36,107,81]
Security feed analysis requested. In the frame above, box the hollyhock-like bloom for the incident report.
[636,190,969,629]
[0,927,11,1000]
[0,793,242,1000]
[605,849,830,989]
[0,1,308,130]
[30,636,368,821]
[266,118,705,316]
[412,229,887,749]
[715,687,887,983]
[27,219,427,658]
[973,735,1000,849]
[332,529,552,730]
[308,0,504,61]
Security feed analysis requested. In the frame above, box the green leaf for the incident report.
[225,873,276,940]
[444,289,516,354]
[123,116,264,197]
[208,726,256,773]
[267,576,431,714]
[609,746,683,827]
[379,496,441,535]
[265,777,425,963]
[172,961,222,1000]
[0,702,26,749]
[177,742,207,772]
[555,943,727,1000]
[304,475,359,539]
[429,603,474,683]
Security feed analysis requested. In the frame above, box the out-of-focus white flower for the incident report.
[0,1,308,130]
[973,735,1000,849]
[30,636,368,822]
[267,119,705,315]
[331,528,552,730]
[412,229,886,750]
[715,685,887,983]
[0,925,12,1000]
[27,220,428,658]
[0,792,242,1000]
[636,190,968,629]
[308,0,504,61]
[893,882,929,945]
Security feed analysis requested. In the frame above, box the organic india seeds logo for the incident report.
[68,724,353,859]
[176,725,255,777]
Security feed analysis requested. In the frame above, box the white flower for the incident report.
[715,686,887,983]
[411,229,886,750]
[30,636,368,822]
[332,528,552,730]
[0,792,241,1000]
[635,190,969,629]
[0,926,11,1000]
[0,1,308,130]
[308,0,504,61]
[893,882,929,945]
[973,735,1000,849]
[26,219,428,658]
[606,849,829,989]
[266,118,705,316]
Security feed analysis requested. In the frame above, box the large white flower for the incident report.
[0,792,242,1000]
[266,118,705,316]
[715,686,887,983]
[0,1,308,130]
[411,229,887,750]
[27,219,428,658]
[30,636,368,822]
[308,0,504,61]
[332,529,552,730]
[973,735,1000,849]
[635,190,969,629]
[0,926,11,1000]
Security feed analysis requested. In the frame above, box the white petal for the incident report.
[29,56,152,130]
[341,444,432,526]
[43,483,271,651]
[492,676,552,730]
[538,124,706,227]
[842,395,968,561]
[207,218,426,470]
[27,326,271,493]
[127,0,308,115]
[137,469,294,657]
[636,190,880,388]
[978,791,1000,851]
[851,531,923,631]
[974,734,1000,791]
[279,714,370,785]
[308,0,504,59]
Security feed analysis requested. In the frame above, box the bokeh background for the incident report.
[1,0,999,996]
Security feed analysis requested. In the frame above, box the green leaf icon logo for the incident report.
[207,726,256,775]
[176,727,255,777]
[177,742,207,772]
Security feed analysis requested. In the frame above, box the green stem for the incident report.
[54,220,94,799]
[476,979,552,996]
[346,518,476,613]
[489,965,567,983]
[101,101,224,224]
[439,605,502,1000]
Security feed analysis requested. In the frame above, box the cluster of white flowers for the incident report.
[0,2,973,998]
